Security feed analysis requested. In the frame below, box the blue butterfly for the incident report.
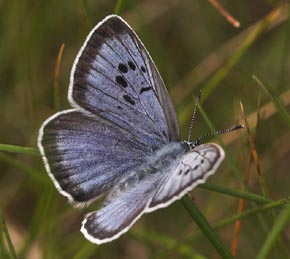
[38,15,233,244]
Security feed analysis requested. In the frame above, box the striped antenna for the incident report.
[190,125,244,149]
[187,90,202,142]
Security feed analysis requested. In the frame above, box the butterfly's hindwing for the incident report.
[148,143,225,210]
[80,142,188,243]
[81,169,161,244]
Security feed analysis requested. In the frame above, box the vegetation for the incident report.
[0,1,290,258]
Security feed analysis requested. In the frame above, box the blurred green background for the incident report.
[1,0,290,258]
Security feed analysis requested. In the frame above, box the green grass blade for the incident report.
[198,105,244,183]
[114,0,124,15]
[0,152,47,183]
[181,196,233,259]
[82,0,93,29]
[0,228,6,258]
[202,7,279,100]
[160,197,290,257]
[257,204,290,259]
[215,197,290,229]
[253,75,290,130]
[18,188,56,258]
[0,144,39,156]
[73,241,99,259]
[199,183,272,204]
[0,210,17,259]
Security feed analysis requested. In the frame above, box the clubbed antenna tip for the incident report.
[232,124,244,130]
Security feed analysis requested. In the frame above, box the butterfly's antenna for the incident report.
[187,90,202,142]
[191,124,244,148]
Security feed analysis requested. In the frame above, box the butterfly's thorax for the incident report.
[146,142,190,173]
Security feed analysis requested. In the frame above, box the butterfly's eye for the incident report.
[127,60,136,71]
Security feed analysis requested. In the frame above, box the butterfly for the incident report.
[38,15,237,244]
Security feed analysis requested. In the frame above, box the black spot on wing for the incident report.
[115,75,128,88]
[162,130,167,138]
[140,86,152,94]
[128,60,136,71]
[123,95,135,105]
[118,63,128,73]
[141,65,146,73]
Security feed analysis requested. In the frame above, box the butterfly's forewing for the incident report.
[148,143,225,211]
[69,15,180,147]
[146,58,180,142]
[38,110,149,205]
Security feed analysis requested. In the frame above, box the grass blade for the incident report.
[253,75,290,130]
[0,210,17,259]
[82,0,93,29]
[114,0,124,15]
[257,204,290,259]
[0,144,39,156]
[199,183,272,204]
[181,196,234,259]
